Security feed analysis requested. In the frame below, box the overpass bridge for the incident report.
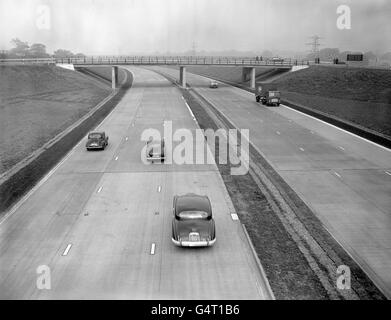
[0,56,309,88]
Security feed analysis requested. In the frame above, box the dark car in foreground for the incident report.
[86,131,109,150]
[172,193,216,247]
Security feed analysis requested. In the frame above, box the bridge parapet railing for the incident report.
[0,56,309,66]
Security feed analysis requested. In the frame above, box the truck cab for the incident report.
[255,82,281,106]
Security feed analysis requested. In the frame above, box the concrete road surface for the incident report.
[150,66,391,299]
[0,67,272,299]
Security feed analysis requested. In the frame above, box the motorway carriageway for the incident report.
[150,66,391,299]
[0,67,272,299]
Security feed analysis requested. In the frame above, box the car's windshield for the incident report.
[88,133,102,139]
[178,211,208,220]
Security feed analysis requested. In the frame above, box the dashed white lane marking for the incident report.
[299,147,305,152]
[150,243,156,255]
[157,186,161,192]
[62,244,72,256]
[338,146,345,151]
[115,156,119,161]
[386,171,391,176]
[334,172,342,178]
[231,213,239,221]
[97,186,102,193]
[125,137,128,141]
[276,131,281,135]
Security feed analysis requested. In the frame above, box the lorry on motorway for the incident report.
[255,82,281,106]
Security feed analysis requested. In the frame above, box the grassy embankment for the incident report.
[0,65,111,175]
[274,65,391,137]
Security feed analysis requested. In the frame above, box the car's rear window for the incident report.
[178,211,208,219]
[89,133,102,139]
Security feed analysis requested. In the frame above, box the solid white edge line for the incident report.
[185,101,196,120]
[0,69,136,227]
[241,223,275,300]
[62,244,72,256]
[150,243,156,255]
[282,104,391,153]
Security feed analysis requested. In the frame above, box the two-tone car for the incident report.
[209,80,219,88]
[86,131,109,150]
[172,193,216,247]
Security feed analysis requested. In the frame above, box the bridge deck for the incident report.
[0,56,306,67]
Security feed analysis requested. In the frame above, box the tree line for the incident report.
[0,39,85,59]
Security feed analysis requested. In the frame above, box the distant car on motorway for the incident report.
[209,80,219,88]
[271,57,284,63]
[86,131,109,150]
[146,137,165,163]
[172,193,216,247]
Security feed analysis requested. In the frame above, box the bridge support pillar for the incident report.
[242,67,256,89]
[179,66,186,87]
[112,66,119,89]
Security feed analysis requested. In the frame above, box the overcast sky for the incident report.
[0,0,390,54]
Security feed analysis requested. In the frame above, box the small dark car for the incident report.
[146,138,165,162]
[86,131,109,150]
[172,193,216,247]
